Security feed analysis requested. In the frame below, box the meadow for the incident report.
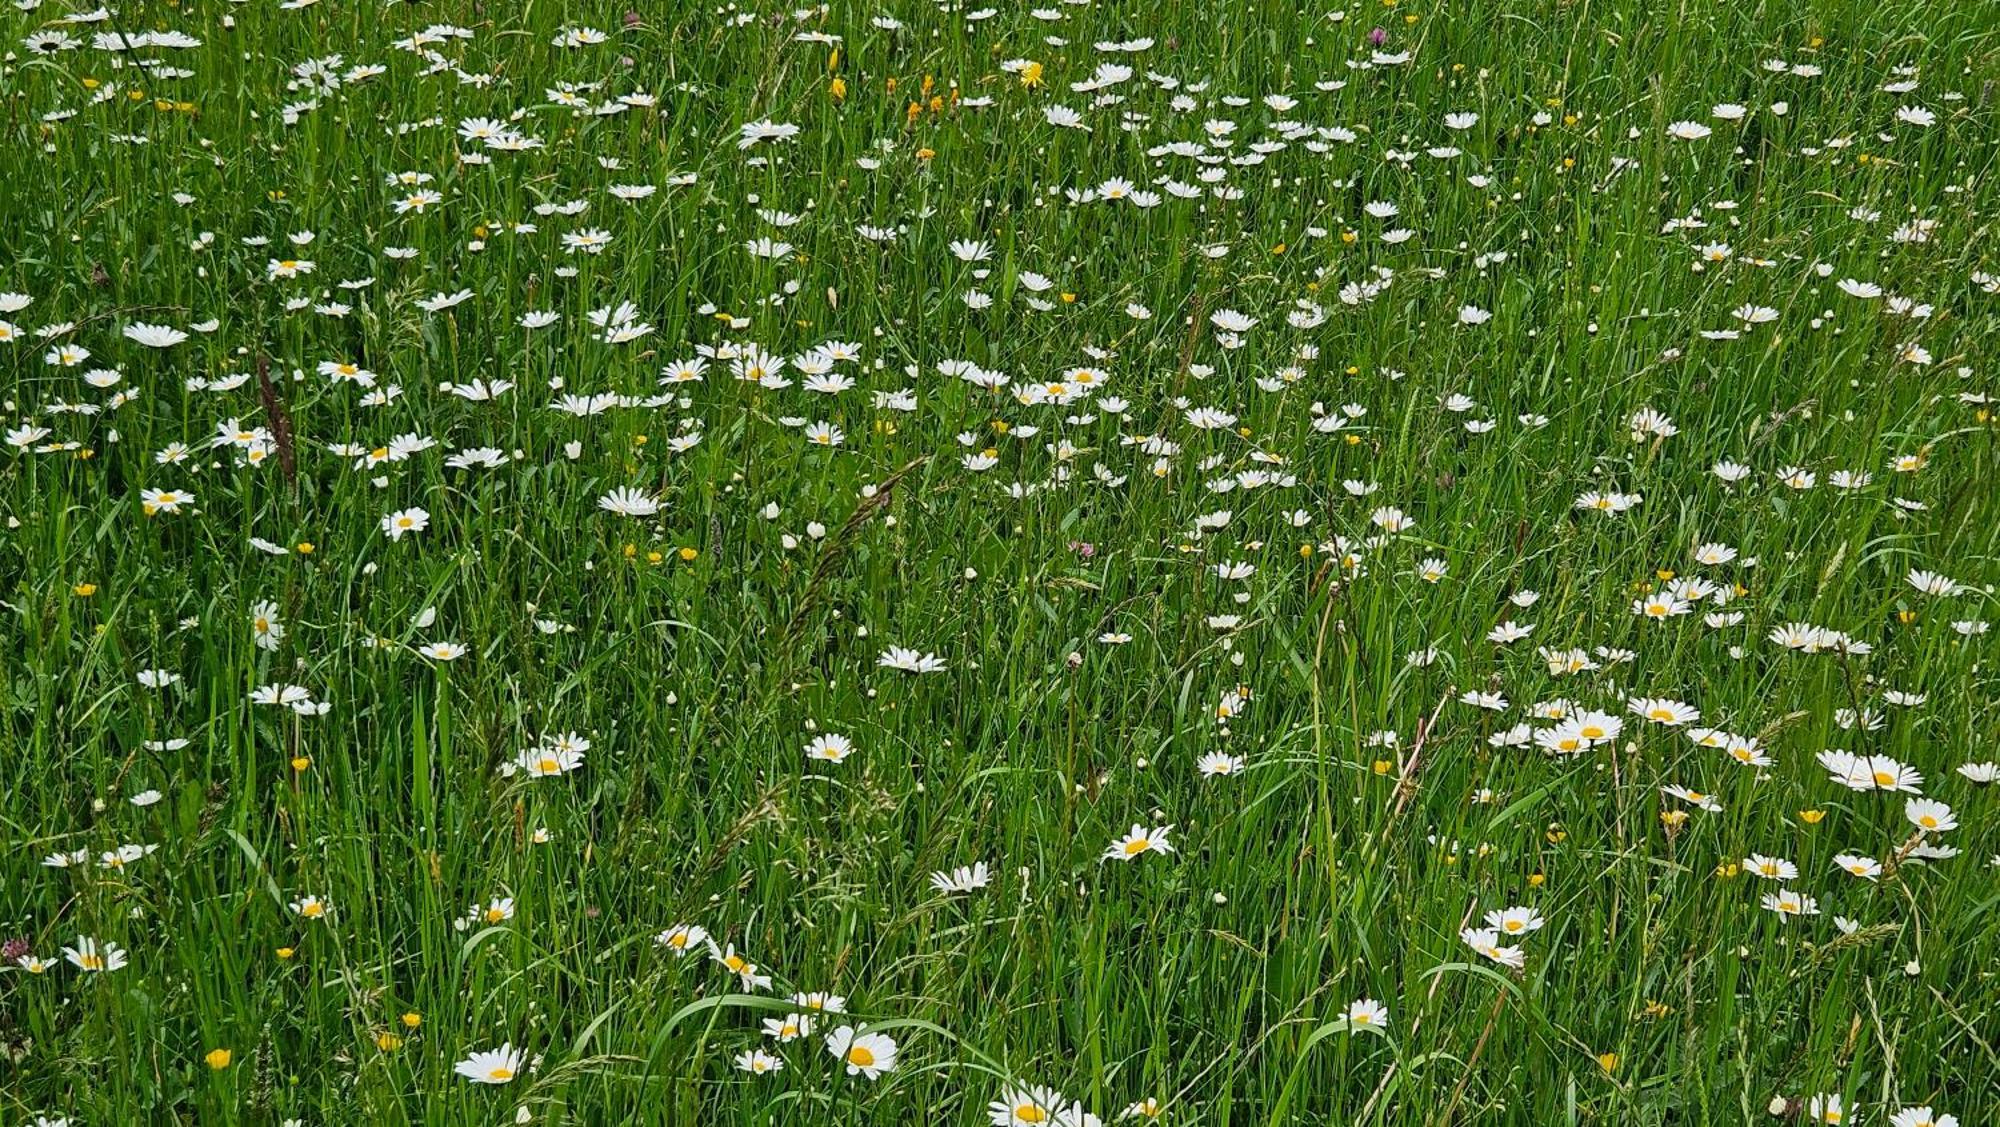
[2,0,1998,1123]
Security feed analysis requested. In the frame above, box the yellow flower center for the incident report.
[1123,838,1150,855]
[489,1066,514,1081]
[1016,1104,1049,1123]
[846,1045,875,1068]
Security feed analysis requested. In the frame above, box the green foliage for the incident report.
[0,0,1996,1124]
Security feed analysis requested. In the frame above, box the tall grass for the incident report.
[1,0,1997,1124]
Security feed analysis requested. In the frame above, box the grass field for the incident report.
[2,0,1999,1122]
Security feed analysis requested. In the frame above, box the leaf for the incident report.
[223,829,284,907]
[1265,1017,1393,1127]
[661,992,798,1037]
[456,925,517,971]
[1420,960,1526,1002]
[1485,775,1566,832]
[572,1000,625,1058]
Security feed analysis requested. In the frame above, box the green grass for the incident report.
[2,0,1998,1123]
